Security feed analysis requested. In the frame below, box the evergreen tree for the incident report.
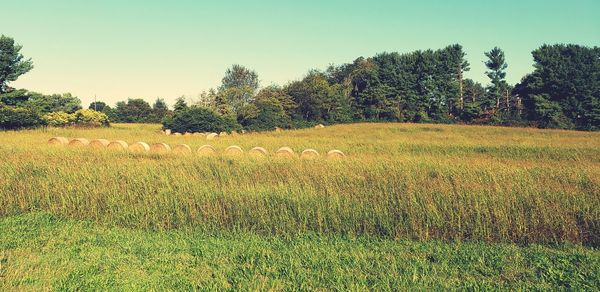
[484,47,508,110]
[0,35,33,93]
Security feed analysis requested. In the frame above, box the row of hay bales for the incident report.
[47,137,346,159]
[163,130,238,140]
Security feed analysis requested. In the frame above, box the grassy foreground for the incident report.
[0,123,599,245]
[1,213,599,290]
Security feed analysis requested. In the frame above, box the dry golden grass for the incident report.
[1,122,599,245]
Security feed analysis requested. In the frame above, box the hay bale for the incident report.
[174,132,182,136]
[68,138,89,147]
[231,131,238,136]
[129,142,150,153]
[89,139,110,148]
[47,137,69,146]
[219,131,228,137]
[165,129,172,135]
[224,145,244,156]
[150,143,171,153]
[107,140,128,150]
[301,149,320,159]
[275,127,282,132]
[184,132,192,136]
[197,145,216,156]
[206,133,218,140]
[315,124,325,129]
[193,132,204,137]
[249,146,268,157]
[275,147,296,158]
[173,144,192,154]
[327,149,346,160]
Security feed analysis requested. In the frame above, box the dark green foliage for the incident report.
[286,70,352,123]
[27,93,82,113]
[0,89,30,106]
[88,101,107,112]
[515,44,600,130]
[0,35,33,93]
[461,102,482,122]
[239,96,292,131]
[114,98,153,123]
[0,105,44,129]
[165,106,240,133]
[173,96,188,112]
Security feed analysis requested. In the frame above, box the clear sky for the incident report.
[1,0,598,107]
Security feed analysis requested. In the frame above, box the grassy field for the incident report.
[1,122,599,289]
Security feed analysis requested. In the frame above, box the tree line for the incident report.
[1,34,598,131]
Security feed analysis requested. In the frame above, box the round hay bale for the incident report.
[129,142,150,153]
[68,138,89,147]
[231,130,238,136]
[275,147,296,158]
[224,145,244,156]
[173,144,192,154]
[206,133,218,140]
[89,139,110,148]
[165,129,172,135]
[173,132,182,136]
[107,140,128,150]
[301,149,320,159]
[197,145,216,156]
[315,124,325,129]
[184,132,192,136]
[327,149,346,160]
[275,127,282,132]
[193,132,204,137]
[47,137,69,146]
[248,146,268,157]
[219,131,228,137]
[150,143,171,154]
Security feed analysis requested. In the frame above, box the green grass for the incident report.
[1,213,599,290]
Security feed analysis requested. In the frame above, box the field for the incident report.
[1,123,599,289]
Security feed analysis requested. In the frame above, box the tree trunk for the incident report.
[458,64,464,111]
[505,89,510,112]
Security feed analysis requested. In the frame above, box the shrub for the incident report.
[43,109,109,127]
[0,105,44,129]
[74,109,110,127]
[42,111,76,127]
[165,106,240,133]
[239,97,292,131]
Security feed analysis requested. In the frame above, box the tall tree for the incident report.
[219,64,259,112]
[89,101,107,112]
[515,44,600,130]
[114,98,153,123]
[484,47,508,110]
[151,98,169,122]
[173,96,188,112]
[0,35,33,93]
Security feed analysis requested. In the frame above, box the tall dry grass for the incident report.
[0,123,599,245]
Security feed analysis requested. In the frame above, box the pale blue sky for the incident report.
[1,0,598,107]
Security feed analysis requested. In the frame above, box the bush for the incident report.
[43,109,109,128]
[0,105,44,130]
[74,109,110,127]
[165,106,240,133]
[42,111,76,127]
[239,97,292,131]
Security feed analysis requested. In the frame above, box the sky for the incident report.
[1,0,599,107]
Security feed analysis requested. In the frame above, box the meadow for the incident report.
[1,123,599,289]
